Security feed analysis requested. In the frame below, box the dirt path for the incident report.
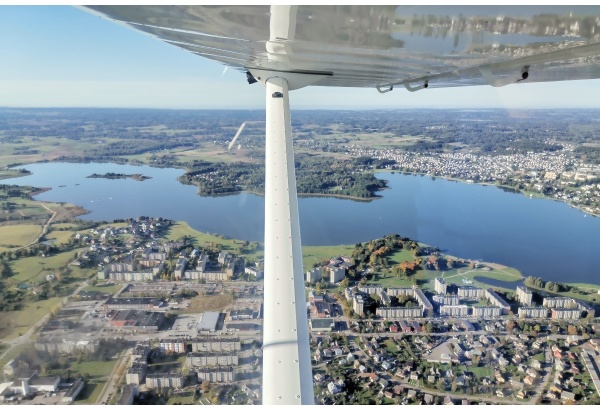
[13,203,57,251]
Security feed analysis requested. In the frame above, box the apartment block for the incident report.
[518,307,549,319]
[516,286,533,306]
[434,277,447,295]
[471,306,502,318]
[440,305,470,316]
[376,307,423,319]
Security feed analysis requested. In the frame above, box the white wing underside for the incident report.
[83,5,600,90]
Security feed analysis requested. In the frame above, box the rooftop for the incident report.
[197,311,221,331]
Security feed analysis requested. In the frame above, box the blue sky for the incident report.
[1,5,600,110]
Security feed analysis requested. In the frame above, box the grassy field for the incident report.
[167,392,197,405]
[69,359,119,379]
[387,248,417,264]
[0,224,42,248]
[166,221,264,261]
[52,223,78,230]
[460,365,493,379]
[45,229,75,245]
[0,136,97,168]
[0,297,62,340]
[183,294,233,314]
[383,338,399,353]
[526,283,600,304]
[0,342,34,370]
[169,221,359,270]
[8,248,84,286]
[302,244,355,270]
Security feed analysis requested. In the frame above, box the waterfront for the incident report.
[5,162,600,284]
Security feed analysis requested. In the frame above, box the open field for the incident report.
[526,283,600,304]
[42,201,88,221]
[0,297,62,340]
[387,248,417,264]
[8,248,84,286]
[69,359,119,379]
[46,229,75,244]
[0,343,34,371]
[52,222,78,230]
[167,391,197,405]
[183,294,233,314]
[0,224,42,248]
[0,136,98,168]
[302,244,355,270]
[166,221,264,259]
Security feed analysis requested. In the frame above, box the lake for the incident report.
[5,162,600,285]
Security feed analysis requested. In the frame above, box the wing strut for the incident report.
[262,76,314,405]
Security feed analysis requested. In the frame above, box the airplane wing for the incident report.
[83,5,600,91]
[80,5,600,406]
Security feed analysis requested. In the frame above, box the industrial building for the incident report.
[103,297,163,311]
[109,309,165,330]
[196,312,222,332]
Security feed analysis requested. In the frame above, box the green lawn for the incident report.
[69,359,118,379]
[0,343,34,370]
[167,392,197,405]
[45,230,75,245]
[0,297,62,340]
[52,223,78,230]
[526,283,600,304]
[461,365,493,379]
[0,224,42,248]
[8,248,85,286]
[383,338,398,353]
[532,353,545,362]
[302,244,355,270]
[166,221,264,259]
[387,248,416,264]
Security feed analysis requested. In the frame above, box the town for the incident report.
[0,217,599,405]
[345,144,600,216]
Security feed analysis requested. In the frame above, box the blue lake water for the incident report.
[5,162,600,285]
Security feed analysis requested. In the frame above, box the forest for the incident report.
[178,156,389,198]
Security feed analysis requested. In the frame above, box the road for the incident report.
[14,203,57,251]
[96,348,130,404]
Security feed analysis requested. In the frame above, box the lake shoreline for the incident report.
[376,169,600,218]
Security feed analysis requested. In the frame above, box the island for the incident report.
[87,172,152,181]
